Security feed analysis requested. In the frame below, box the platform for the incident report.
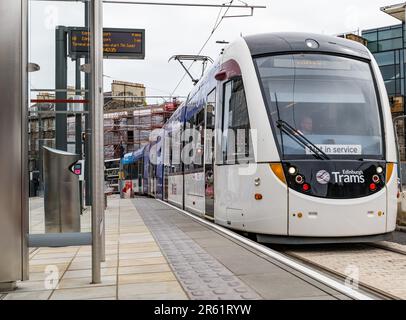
[1,196,348,300]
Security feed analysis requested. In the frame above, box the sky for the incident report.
[29,0,402,104]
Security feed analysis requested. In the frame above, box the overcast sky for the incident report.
[29,0,401,104]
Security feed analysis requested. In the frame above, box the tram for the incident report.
[124,32,399,243]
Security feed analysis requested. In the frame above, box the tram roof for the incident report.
[243,32,371,60]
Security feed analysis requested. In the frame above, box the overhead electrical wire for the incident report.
[170,0,235,97]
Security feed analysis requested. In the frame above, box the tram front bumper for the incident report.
[288,188,392,237]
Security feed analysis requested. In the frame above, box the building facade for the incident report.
[360,4,406,160]
[105,80,146,110]
[362,24,405,105]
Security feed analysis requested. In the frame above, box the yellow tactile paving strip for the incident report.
[2,196,188,300]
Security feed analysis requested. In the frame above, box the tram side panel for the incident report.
[214,163,289,235]
[184,171,205,216]
[213,40,289,235]
[386,164,398,232]
[167,173,183,208]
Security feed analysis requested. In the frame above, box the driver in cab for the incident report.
[297,115,313,135]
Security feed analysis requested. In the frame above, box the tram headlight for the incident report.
[376,166,383,174]
[372,175,380,183]
[288,166,297,175]
[295,175,305,185]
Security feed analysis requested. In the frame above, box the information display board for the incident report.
[69,28,145,59]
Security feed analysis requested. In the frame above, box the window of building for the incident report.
[384,78,402,96]
[379,38,403,51]
[380,65,396,80]
[367,42,378,53]
[375,51,395,66]
[363,31,377,42]
[395,50,400,64]
[127,131,134,143]
[378,27,402,41]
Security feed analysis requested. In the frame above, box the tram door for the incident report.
[204,89,216,219]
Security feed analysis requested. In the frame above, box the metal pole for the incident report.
[90,0,104,284]
[22,0,30,282]
[84,2,92,206]
[75,58,83,211]
[85,3,92,206]
[102,1,266,9]
[55,26,68,151]
[38,113,44,194]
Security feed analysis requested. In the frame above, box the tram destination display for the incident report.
[69,28,145,59]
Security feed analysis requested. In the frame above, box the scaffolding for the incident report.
[28,88,180,183]
[103,100,179,160]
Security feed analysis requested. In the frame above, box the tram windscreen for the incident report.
[255,54,384,159]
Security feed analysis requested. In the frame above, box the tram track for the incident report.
[367,242,406,256]
[273,241,406,300]
[278,248,400,300]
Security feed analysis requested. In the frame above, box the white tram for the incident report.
[133,33,399,243]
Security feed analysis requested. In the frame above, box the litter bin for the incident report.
[43,146,81,233]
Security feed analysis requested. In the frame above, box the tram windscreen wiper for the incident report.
[276,120,330,160]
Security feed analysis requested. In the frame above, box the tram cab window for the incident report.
[255,54,384,160]
[221,77,254,164]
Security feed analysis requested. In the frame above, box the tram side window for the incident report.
[168,122,183,174]
[195,109,205,170]
[184,108,205,172]
[184,111,194,173]
[221,77,253,164]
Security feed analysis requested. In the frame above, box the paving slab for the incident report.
[2,196,346,300]
[132,197,344,300]
[2,196,187,300]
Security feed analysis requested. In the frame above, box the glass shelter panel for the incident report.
[28,1,93,236]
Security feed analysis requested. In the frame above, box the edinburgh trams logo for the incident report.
[316,170,331,185]
[316,169,365,184]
